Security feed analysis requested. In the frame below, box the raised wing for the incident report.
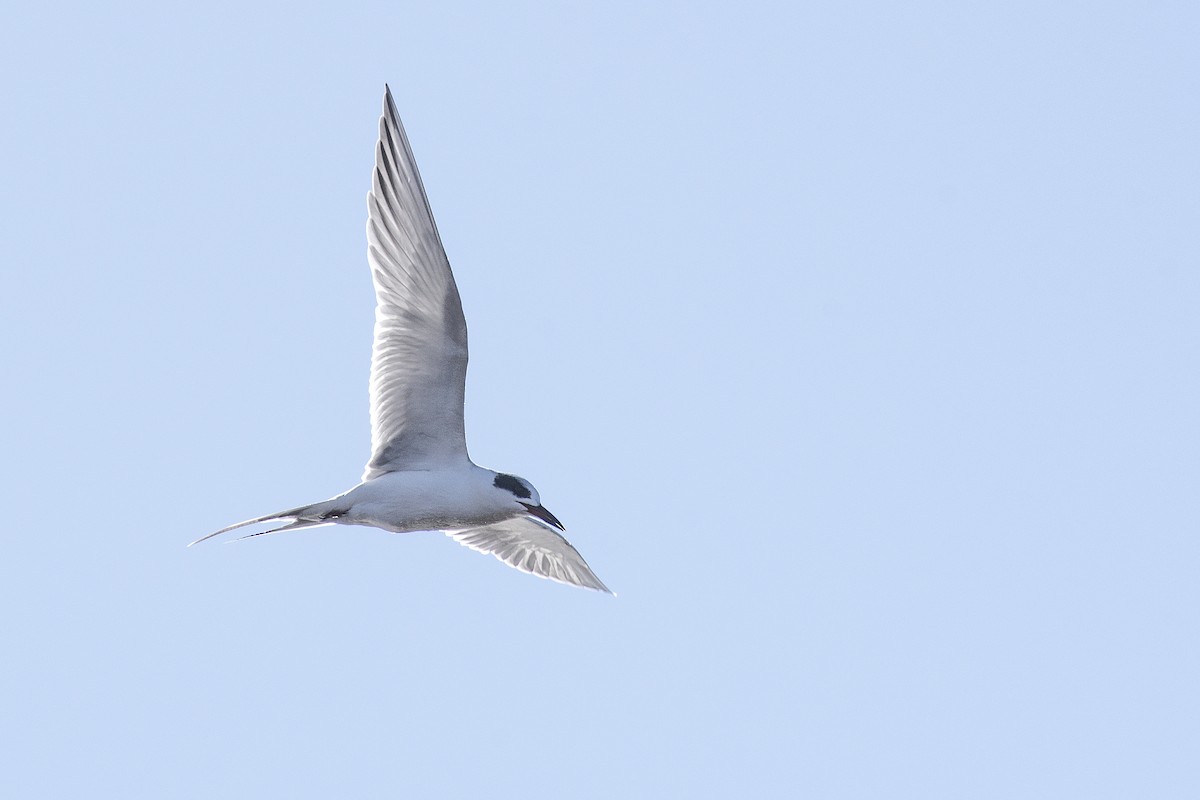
[448,517,612,593]
[363,86,469,480]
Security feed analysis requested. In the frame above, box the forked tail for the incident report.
[188,501,338,547]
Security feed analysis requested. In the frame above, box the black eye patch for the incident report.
[493,473,531,499]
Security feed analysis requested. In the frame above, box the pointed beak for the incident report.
[520,502,565,531]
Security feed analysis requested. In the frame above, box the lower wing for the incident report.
[447,517,611,594]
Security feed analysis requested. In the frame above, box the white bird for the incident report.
[191,86,610,594]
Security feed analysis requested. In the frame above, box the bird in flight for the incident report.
[191,86,610,593]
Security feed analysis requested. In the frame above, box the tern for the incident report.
[191,86,610,593]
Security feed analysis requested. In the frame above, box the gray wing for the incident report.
[448,517,612,593]
[363,86,470,480]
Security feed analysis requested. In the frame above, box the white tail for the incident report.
[188,501,338,546]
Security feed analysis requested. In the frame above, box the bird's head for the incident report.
[491,472,564,531]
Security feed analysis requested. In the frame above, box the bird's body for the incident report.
[319,467,532,535]
[192,87,610,593]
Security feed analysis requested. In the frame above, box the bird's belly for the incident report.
[340,473,511,534]
[354,505,512,534]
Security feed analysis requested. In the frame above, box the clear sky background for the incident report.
[2,1,1198,797]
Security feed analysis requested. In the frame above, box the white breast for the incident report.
[339,466,512,533]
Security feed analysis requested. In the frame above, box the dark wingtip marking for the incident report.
[494,473,532,499]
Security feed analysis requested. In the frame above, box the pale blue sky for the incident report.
[2,1,1198,797]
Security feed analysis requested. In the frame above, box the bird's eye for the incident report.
[493,473,531,499]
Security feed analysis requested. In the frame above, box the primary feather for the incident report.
[363,87,470,479]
